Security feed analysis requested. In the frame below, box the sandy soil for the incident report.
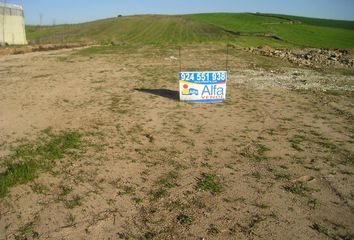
[0,45,353,240]
[0,43,89,56]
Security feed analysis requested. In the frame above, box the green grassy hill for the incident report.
[187,13,354,48]
[259,13,354,30]
[26,16,231,45]
[26,13,354,49]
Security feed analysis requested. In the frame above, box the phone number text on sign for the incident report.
[179,71,227,84]
[179,71,227,103]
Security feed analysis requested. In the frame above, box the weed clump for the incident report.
[177,214,192,225]
[196,173,223,194]
[0,130,82,197]
[207,224,220,235]
[283,182,312,196]
[311,223,330,237]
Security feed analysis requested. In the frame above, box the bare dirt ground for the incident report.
[0,43,89,56]
[0,45,353,240]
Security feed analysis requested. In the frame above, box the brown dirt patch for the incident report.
[0,45,353,240]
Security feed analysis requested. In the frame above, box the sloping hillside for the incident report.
[26,13,354,48]
[187,13,354,48]
[259,13,354,30]
[26,15,232,45]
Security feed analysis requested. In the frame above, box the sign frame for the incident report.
[179,71,228,103]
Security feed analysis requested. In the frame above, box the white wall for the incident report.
[0,14,27,45]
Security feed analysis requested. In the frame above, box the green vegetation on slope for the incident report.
[26,13,354,49]
[27,15,232,45]
[259,13,354,30]
[187,13,354,48]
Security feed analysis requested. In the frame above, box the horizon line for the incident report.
[24,11,354,26]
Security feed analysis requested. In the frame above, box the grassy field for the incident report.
[187,13,354,48]
[26,16,231,45]
[261,13,354,30]
[0,44,353,239]
[26,13,354,48]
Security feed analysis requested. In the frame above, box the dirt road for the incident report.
[0,45,353,239]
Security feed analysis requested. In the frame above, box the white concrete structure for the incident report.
[0,2,27,45]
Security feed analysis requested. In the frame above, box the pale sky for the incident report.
[7,0,354,25]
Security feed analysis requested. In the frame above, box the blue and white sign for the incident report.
[179,71,227,102]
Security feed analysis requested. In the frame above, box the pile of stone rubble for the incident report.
[244,46,354,68]
[231,68,354,92]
